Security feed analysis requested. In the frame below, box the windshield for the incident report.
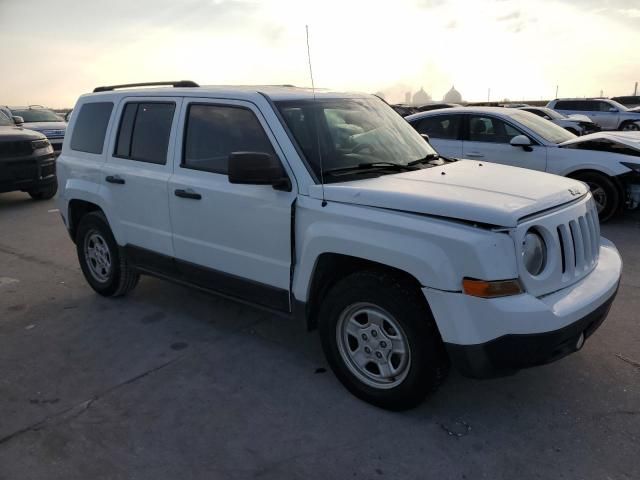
[276,97,437,182]
[0,111,12,126]
[11,109,63,123]
[510,110,576,144]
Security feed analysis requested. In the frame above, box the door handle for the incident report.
[105,175,125,184]
[466,152,484,158]
[174,188,202,200]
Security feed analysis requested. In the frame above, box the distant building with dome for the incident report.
[412,87,431,105]
[443,86,462,103]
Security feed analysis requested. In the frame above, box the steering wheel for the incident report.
[352,143,376,154]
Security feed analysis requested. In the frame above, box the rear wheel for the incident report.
[28,182,57,200]
[621,121,640,132]
[318,271,449,410]
[76,211,139,297]
[571,171,620,222]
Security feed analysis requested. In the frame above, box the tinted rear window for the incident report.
[114,102,175,164]
[70,102,113,154]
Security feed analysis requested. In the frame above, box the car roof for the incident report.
[405,106,524,121]
[79,85,372,102]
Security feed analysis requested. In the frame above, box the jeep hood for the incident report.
[310,161,587,227]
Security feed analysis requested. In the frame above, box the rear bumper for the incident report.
[0,154,56,193]
[423,238,622,378]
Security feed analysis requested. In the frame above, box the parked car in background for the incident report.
[0,110,57,200]
[611,95,640,109]
[406,107,640,221]
[56,82,622,410]
[547,98,640,131]
[1,106,67,155]
[415,103,461,112]
[519,106,600,135]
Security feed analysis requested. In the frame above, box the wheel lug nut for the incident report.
[371,330,378,337]
[375,351,382,359]
[364,346,371,354]
[380,341,387,348]
[362,333,368,341]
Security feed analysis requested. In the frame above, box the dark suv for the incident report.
[0,111,57,200]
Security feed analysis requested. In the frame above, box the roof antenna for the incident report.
[306,25,326,207]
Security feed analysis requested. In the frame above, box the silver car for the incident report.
[519,106,600,135]
[1,105,67,156]
[547,98,640,131]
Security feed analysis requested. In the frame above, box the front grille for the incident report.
[0,140,33,158]
[42,129,65,138]
[515,195,601,297]
[556,207,600,277]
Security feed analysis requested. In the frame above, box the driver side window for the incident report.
[468,115,523,144]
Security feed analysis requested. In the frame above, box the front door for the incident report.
[168,99,296,311]
[462,114,547,172]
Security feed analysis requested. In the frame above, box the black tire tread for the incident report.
[318,269,449,411]
[76,211,139,297]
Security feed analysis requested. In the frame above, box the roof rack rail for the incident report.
[93,80,199,93]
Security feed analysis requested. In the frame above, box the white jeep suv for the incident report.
[57,81,622,410]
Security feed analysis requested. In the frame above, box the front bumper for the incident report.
[423,238,622,378]
[0,153,57,193]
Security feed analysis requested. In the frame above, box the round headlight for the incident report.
[522,230,546,276]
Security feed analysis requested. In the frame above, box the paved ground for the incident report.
[0,191,638,480]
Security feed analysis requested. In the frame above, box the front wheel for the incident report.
[318,271,449,410]
[571,171,620,222]
[28,182,57,200]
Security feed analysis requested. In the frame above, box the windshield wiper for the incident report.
[324,162,418,175]
[407,153,441,166]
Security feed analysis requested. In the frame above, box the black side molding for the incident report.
[93,81,199,92]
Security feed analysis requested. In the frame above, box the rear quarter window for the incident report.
[70,102,114,154]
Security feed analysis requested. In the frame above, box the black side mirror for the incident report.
[12,116,24,125]
[420,133,430,143]
[228,152,291,191]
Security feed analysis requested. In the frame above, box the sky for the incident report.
[0,0,639,107]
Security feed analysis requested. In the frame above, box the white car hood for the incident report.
[566,114,592,122]
[310,161,588,227]
[559,130,640,150]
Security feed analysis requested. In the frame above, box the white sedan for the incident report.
[406,107,640,221]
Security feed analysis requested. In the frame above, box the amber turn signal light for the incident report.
[462,278,523,298]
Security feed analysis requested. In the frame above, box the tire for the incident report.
[76,211,139,297]
[28,182,58,200]
[318,270,449,411]
[571,171,620,222]
[620,121,640,132]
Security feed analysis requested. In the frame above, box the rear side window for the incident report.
[413,115,461,140]
[182,104,274,175]
[70,102,113,154]
[555,100,591,111]
[114,102,176,164]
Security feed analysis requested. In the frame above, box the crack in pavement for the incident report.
[0,243,76,274]
[0,355,184,448]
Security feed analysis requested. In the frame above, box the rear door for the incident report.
[168,98,296,311]
[410,113,463,158]
[588,100,620,130]
[102,97,181,256]
[461,114,547,171]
